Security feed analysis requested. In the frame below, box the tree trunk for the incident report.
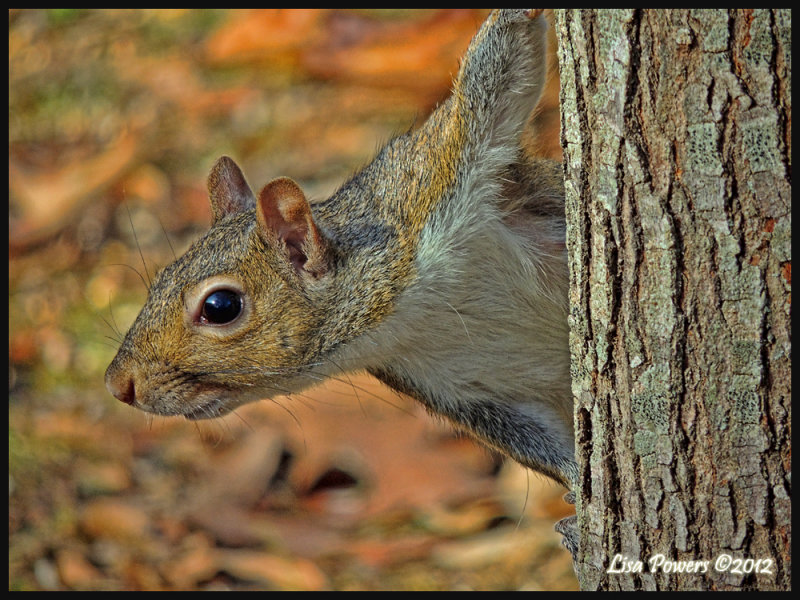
[554,9,790,591]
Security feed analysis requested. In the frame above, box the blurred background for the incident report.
[9,9,574,591]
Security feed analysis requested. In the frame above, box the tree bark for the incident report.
[554,9,790,591]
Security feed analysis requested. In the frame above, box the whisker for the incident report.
[101,336,123,349]
[125,202,152,290]
[314,371,416,416]
[323,358,366,415]
[514,468,530,532]
[445,300,473,345]
[267,396,308,454]
[102,294,123,339]
[230,408,257,434]
[107,262,149,294]
[158,216,177,261]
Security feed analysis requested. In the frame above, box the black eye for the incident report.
[200,289,242,324]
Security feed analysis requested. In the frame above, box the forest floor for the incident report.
[9,9,574,591]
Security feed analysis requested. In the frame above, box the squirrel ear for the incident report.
[208,156,256,224]
[257,177,330,277]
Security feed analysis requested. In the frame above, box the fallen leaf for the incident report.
[303,10,487,95]
[55,547,103,590]
[249,376,497,518]
[206,9,327,66]
[163,534,218,589]
[218,549,328,590]
[10,130,141,250]
[80,498,150,543]
[346,534,437,569]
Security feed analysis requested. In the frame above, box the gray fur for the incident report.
[106,10,577,546]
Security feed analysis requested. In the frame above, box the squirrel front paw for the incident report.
[554,514,580,569]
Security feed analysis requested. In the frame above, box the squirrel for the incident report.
[106,9,577,503]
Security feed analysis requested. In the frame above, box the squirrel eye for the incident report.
[200,289,242,325]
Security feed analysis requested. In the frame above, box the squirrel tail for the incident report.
[453,9,549,162]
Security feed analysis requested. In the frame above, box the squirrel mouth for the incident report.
[183,398,229,420]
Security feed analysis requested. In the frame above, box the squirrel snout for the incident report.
[105,368,137,406]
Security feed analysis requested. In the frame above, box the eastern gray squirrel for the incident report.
[106,9,576,502]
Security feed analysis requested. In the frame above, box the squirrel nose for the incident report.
[105,369,137,406]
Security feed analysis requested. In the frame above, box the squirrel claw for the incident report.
[554,514,580,571]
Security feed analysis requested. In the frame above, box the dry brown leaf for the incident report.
[302,10,487,94]
[199,429,286,506]
[182,427,286,546]
[346,534,437,569]
[218,549,329,590]
[55,548,103,589]
[10,130,140,249]
[113,53,257,119]
[163,535,219,589]
[206,9,327,66]
[251,376,497,518]
[206,10,488,102]
[80,498,150,543]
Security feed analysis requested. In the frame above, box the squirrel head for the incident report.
[105,156,333,420]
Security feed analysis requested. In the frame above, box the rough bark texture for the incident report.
[554,9,790,591]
